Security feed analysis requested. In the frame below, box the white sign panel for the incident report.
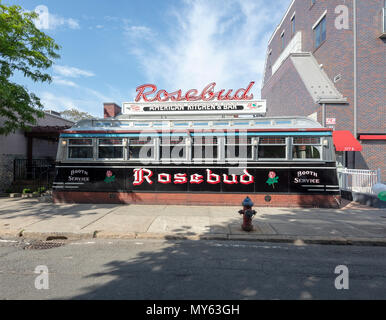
[122,100,266,115]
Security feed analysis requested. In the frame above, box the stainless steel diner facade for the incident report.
[53,103,341,208]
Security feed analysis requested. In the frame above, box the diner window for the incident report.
[314,15,326,48]
[258,137,286,159]
[98,138,124,159]
[68,139,93,159]
[160,136,187,160]
[192,136,218,160]
[225,136,254,159]
[128,137,155,160]
[292,137,321,159]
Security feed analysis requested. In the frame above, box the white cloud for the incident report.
[123,21,153,41]
[53,65,95,78]
[126,0,291,97]
[33,6,80,30]
[52,76,78,87]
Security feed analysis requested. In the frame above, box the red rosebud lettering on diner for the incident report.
[158,173,171,184]
[223,174,238,185]
[134,82,255,102]
[207,169,221,184]
[133,168,154,186]
[174,173,188,184]
[240,169,254,185]
[190,173,204,184]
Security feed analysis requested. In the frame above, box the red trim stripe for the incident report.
[359,135,386,140]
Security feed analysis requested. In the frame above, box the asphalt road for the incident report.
[0,238,385,300]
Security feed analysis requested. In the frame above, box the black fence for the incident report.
[13,159,56,191]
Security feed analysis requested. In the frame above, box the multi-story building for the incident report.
[261,0,385,179]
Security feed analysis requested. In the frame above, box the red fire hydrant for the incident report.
[238,197,256,232]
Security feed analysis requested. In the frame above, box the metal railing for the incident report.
[337,168,382,195]
[13,159,56,191]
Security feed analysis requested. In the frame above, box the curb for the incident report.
[1,230,386,247]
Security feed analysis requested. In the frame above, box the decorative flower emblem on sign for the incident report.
[266,171,279,188]
[104,170,115,183]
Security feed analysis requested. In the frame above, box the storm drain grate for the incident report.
[23,240,66,250]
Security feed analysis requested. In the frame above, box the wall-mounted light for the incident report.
[322,139,329,146]
[61,140,67,146]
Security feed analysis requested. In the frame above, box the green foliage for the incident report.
[0,2,61,135]
[22,188,32,194]
[60,108,94,122]
[37,186,46,194]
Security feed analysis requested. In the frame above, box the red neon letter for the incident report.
[158,173,172,184]
[240,81,255,100]
[240,169,254,185]
[201,83,216,101]
[135,84,157,102]
[174,173,188,184]
[190,174,204,184]
[133,168,154,185]
[223,174,238,185]
[185,89,200,101]
[207,169,221,184]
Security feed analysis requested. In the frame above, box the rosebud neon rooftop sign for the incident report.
[135,82,255,102]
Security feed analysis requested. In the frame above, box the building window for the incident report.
[281,32,285,50]
[128,137,155,160]
[160,136,187,160]
[98,138,124,159]
[226,136,254,160]
[192,136,218,160]
[314,15,326,48]
[291,15,296,35]
[292,137,321,159]
[68,139,93,159]
[311,0,316,6]
[258,137,286,159]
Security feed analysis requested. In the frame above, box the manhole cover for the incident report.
[23,240,66,250]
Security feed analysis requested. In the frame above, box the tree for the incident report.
[0,2,60,135]
[60,108,94,122]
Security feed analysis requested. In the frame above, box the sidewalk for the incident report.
[0,197,385,246]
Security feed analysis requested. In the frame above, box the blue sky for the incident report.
[5,0,292,117]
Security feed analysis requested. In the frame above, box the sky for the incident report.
[5,0,292,117]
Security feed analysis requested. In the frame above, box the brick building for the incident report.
[261,0,386,179]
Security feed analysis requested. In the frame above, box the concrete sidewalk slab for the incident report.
[147,216,211,235]
[0,198,385,246]
[83,215,155,233]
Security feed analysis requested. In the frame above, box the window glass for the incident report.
[193,137,218,159]
[98,138,123,159]
[69,139,92,145]
[129,137,155,159]
[68,147,93,159]
[68,139,93,159]
[293,137,320,144]
[99,146,123,159]
[291,16,296,35]
[292,136,321,159]
[292,146,320,159]
[225,136,253,159]
[99,138,123,145]
[258,146,286,159]
[258,136,286,159]
[315,16,326,48]
[160,136,186,160]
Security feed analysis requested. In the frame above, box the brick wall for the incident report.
[262,0,385,179]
